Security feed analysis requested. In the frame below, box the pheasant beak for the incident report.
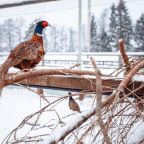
[48,23,52,27]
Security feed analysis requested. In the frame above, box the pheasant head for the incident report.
[34,21,51,36]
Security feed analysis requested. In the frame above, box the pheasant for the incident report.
[0,20,51,89]
[68,92,81,113]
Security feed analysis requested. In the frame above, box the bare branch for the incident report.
[91,57,111,144]
[118,39,131,73]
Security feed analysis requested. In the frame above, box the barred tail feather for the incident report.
[0,59,13,92]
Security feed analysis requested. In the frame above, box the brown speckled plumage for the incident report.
[0,21,50,89]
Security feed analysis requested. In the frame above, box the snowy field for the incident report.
[0,86,41,143]
[0,86,94,143]
[0,84,144,143]
[0,86,70,143]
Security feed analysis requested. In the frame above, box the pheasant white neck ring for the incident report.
[35,33,43,37]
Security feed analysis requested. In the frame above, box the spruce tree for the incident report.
[109,4,118,51]
[98,9,112,52]
[98,32,112,52]
[90,14,97,52]
[117,0,133,51]
[134,14,144,51]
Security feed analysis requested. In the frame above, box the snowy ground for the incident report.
[0,86,41,143]
[0,86,98,143]
[0,85,144,144]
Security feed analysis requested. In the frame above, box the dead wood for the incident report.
[118,39,131,73]
[5,69,97,87]
[110,58,144,102]
[91,57,111,144]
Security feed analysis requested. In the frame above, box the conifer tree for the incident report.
[117,0,133,51]
[98,9,112,52]
[98,32,112,52]
[109,4,118,51]
[90,14,97,52]
[134,14,144,51]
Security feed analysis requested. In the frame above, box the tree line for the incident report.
[90,0,144,52]
[0,0,144,52]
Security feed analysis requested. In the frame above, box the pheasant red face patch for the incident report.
[41,21,48,27]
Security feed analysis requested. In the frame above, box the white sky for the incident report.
[0,0,143,29]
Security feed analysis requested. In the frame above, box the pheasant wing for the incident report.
[8,41,41,66]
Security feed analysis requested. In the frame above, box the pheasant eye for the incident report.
[41,21,48,27]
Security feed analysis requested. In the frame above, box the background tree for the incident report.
[90,14,98,52]
[50,26,59,52]
[98,32,111,52]
[134,14,144,52]
[98,9,112,52]
[3,18,19,51]
[68,28,75,52]
[17,17,25,43]
[109,4,118,51]
[117,0,133,51]
[0,24,6,52]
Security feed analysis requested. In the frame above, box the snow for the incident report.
[0,0,143,29]
[42,108,96,144]
[0,86,144,143]
[133,74,144,82]
[128,120,144,144]
[0,84,95,143]
[0,86,40,143]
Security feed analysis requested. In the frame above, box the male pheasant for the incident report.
[0,20,51,89]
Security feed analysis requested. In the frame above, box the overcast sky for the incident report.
[0,0,143,29]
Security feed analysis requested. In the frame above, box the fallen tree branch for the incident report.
[5,69,98,87]
[91,57,111,144]
[110,58,144,103]
[41,91,116,143]
[42,60,116,144]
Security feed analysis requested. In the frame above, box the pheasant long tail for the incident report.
[0,56,14,89]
